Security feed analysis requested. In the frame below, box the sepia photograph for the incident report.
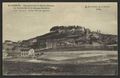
[2,2,118,75]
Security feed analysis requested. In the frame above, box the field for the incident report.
[3,51,118,75]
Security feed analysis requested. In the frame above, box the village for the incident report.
[3,25,117,59]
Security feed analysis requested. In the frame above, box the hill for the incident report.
[19,25,117,50]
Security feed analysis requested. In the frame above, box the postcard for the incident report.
[2,2,118,75]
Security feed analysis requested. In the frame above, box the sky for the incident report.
[3,2,117,42]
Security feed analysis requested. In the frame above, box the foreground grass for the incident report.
[3,51,118,75]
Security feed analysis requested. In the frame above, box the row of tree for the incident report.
[50,26,86,31]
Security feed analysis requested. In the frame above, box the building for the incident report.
[13,47,35,58]
[19,48,35,58]
[3,40,19,58]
